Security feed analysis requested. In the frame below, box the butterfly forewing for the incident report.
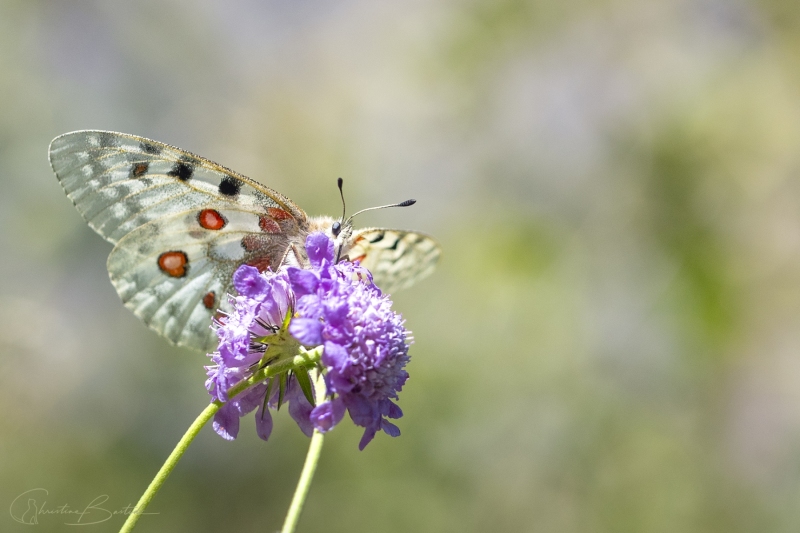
[348,229,441,294]
[49,131,306,244]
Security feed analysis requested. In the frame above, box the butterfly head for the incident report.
[330,217,354,256]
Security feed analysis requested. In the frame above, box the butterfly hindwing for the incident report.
[347,229,441,293]
[49,130,307,244]
[107,207,289,351]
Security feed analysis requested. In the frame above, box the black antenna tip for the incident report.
[397,199,416,207]
[336,178,347,222]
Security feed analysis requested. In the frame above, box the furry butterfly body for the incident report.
[49,131,440,352]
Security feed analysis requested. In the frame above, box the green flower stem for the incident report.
[281,371,328,533]
[117,346,323,533]
[117,401,220,533]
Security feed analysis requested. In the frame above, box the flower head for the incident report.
[206,232,412,449]
[205,266,312,441]
[288,233,411,450]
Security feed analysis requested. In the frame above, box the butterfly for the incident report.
[49,130,440,352]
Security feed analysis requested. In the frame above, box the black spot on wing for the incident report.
[388,237,400,251]
[168,161,194,181]
[219,176,241,196]
[369,232,385,243]
[140,141,161,155]
[98,133,118,148]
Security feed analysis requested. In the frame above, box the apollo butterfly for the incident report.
[49,131,440,351]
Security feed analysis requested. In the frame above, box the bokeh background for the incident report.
[4,0,800,531]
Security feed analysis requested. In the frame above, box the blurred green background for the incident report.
[4,0,800,531]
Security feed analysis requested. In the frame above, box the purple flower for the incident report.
[205,265,312,441]
[288,233,411,450]
[206,232,412,449]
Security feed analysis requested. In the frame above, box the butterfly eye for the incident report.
[332,221,341,237]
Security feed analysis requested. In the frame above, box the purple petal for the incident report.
[260,276,291,325]
[305,232,334,269]
[322,341,349,369]
[254,403,274,441]
[233,265,270,299]
[324,302,349,327]
[218,332,250,364]
[382,399,403,419]
[358,425,378,451]
[271,272,292,306]
[295,294,323,318]
[288,267,319,296]
[380,419,401,437]
[310,398,346,432]
[213,403,240,440]
[328,371,355,394]
[343,394,379,428]
[235,384,267,415]
[289,318,324,346]
[286,382,315,437]
[259,298,284,327]
[206,359,248,403]
[318,260,334,280]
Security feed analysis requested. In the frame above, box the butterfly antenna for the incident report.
[337,177,347,222]
[346,199,416,225]
[331,178,348,241]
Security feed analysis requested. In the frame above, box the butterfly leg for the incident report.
[276,245,293,269]
[279,243,308,269]
[293,243,309,268]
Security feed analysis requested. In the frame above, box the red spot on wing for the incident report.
[352,254,367,263]
[132,162,148,177]
[267,207,292,221]
[247,256,272,272]
[158,251,188,278]
[198,209,227,230]
[259,216,281,234]
[202,291,216,309]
